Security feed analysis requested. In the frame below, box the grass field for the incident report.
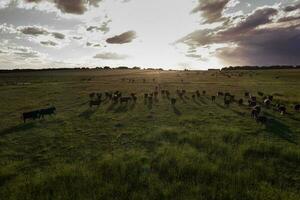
[0,69,300,200]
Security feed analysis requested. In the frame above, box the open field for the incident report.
[0,69,300,200]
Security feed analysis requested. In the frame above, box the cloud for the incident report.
[93,52,128,60]
[86,19,111,34]
[24,0,103,15]
[191,0,231,23]
[284,2,300,12]
[106,31,137,44]
[40,40,57,46]
[19,26,48,36]
[177,5,300,65]
[19,26,66,41]
[52,32,65,39]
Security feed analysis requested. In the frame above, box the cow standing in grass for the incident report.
[211,96,216,102]
[22,110,40,123]
[40,107,56,118]
[295,104,300,112]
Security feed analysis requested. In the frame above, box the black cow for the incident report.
[224,99,230,107]
[278,105,286,115]
[211,96,216,102]
[90,99,101,107]
[295,104,300,112]
[238,99,243,106]
[40,107,56,118]
[256,116,267,124]
[244,92,249,97]
[171,98,176,105]
[202,90,206,95]
[22,110,40,123]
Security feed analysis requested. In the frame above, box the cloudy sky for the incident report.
[0,0,299,70]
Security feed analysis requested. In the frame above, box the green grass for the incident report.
[0,69,300,199]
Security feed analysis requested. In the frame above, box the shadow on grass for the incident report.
[192,98,201,106]
[114,104,129,113]
[0,122,36,136]
[79,109,96,119]
[106,102,118,112]
[198,97,207,105]
[264,114,297,144]
[172,105,182,116]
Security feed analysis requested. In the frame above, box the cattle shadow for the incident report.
[114,104,129,113]
[198,97,207,105]
[172,105,182,116]
[129,102,136,110]
[216,102,226,109]
[192,98,202,106]
[79,109,96,119]
[264,113,297,144]
[0,122,36,136]
[147,103,153,110]
[179,96,187,104]
[106,102,118,112]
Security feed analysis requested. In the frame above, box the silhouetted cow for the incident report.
[22,110,40,123]
[238,99,243,105]
[40,107,56,118]
[211,96,216,102]
[171,98,176,105]
[90,99,101,107]
[295,104,300,112]
[256,116,267,124]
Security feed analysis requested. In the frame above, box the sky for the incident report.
[0,0,299,70]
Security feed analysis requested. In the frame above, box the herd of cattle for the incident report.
[21,86,300,124]
[87,87,300,124]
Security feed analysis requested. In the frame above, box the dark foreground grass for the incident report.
[0,69,300,200]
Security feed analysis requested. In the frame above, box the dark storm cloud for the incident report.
[106,31,137,44]
[40,40,57,46]
[178,5,300,65]
[19,26,66,41]
[24,0,105,15]
[52,32,65,39]
[93,52,128,60]
[284,2,300,12]
[191,0,230,23]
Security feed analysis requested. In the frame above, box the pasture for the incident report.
[0,69,300,200]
